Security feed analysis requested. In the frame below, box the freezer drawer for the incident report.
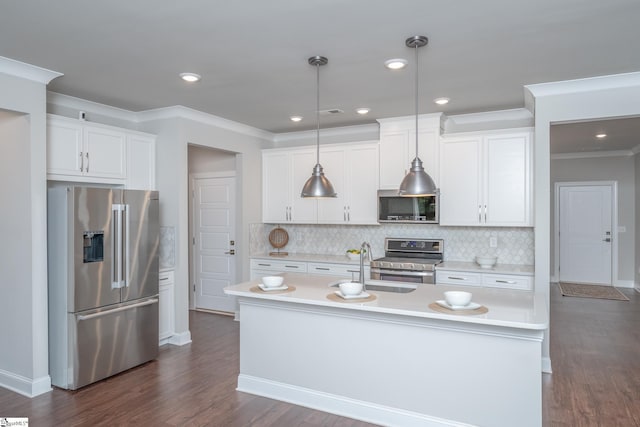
[62,298,158,390]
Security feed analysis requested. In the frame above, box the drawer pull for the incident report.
[448,276,466,280]
[315,267,330,271]
[495,280,516,284]
[258,263,271,266]
[160,277,169,281]
[285,265,299,269]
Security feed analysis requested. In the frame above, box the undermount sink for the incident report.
[329,280,416,294]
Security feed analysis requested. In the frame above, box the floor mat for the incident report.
[558,282,629,301]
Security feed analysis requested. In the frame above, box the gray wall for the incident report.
[636,153,640,289]
[188,144,236,173]
[550,155,636,284]
[0,73,50,396]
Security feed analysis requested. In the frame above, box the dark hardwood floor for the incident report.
[1,285,639,426]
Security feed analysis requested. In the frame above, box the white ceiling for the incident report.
[1,0,639,140]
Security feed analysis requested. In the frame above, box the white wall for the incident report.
[527,71,640,373]
[636,153,640,290]
[550,155,636,284]
[0,73,51,397]
[138,116,266,342]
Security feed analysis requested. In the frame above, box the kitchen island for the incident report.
[224,273,547,427]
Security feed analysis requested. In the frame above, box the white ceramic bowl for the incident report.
[261,276,284,288]
[444,291,472,307]
[339,281,363,296]
[346,252,360,261]
[475,255,497,269]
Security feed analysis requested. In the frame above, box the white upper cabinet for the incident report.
[262,141,379,225]
[47,115,156,190]
[262,148,317,224]
[439,129,533,227]
[377,114,442,190]
[317,141,379,224]
[126,133,156,190]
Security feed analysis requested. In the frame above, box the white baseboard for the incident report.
[614,280,634,289]
[168,330,192,346]
[0,369,51,397]
[237,374,475,427]
[542,357,552,374]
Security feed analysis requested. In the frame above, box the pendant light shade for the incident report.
[398,35,437,197]
[301,55,337,198]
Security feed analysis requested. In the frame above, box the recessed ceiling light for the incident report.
[356,107,370,115]
[596,133,607,139]
[290,116,303,122]
[434,97,450,105]
[179,72,201,83]
[384,59,408,70]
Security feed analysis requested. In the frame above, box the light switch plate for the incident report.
[489,237,498,248]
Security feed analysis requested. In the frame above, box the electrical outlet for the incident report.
[489,237,498,248]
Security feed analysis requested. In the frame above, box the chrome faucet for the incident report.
[359,242,372,290]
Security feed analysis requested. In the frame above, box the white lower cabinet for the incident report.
[250,259,308,280]
[436,269,532,290]
[159,270,175,344]
[250,258,366,281]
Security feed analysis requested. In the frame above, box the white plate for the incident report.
[259,283,288,291]
[334,290,370,300]
[435,300,481,311]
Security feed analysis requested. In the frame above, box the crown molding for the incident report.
[47,92,274,140]
[136,105,273,141]
[525,71,640,98]
[0,56,62,84]
[48,92,136,122]
[551,150,633,160]
[445,108,533,126]
[273,123,379,143]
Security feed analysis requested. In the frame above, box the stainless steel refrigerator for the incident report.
[47,186,160,390]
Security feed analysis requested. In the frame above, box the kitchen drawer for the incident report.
[250,259,307,273]
[307,262,365,278]
[482,274,532,290]
[436,270,482,287]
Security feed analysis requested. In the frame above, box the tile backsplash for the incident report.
[250,223,534,265]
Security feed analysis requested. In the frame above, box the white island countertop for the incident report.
[225,272,547,331]
[250,252,362,265]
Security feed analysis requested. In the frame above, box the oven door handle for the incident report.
[370,268,433,277]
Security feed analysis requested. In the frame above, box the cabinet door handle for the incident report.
[344,206,346,221]
[478,205,481,223]
[80,152,84,172]
[484,204,487,223]
[495,280,516,284]
[347,206,350,222]
[86,152,90,172]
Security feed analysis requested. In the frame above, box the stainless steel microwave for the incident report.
[377,190,439,223]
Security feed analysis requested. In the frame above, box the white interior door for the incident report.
[193,176,236,312]
[559,184,612,285]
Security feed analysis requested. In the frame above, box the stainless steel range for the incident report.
[370,238,443,284]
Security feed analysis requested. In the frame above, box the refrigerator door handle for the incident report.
[123,204,130,288]
[76,298,159,321]
[112,204,125,289]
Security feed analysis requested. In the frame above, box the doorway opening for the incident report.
[187,144,238,313]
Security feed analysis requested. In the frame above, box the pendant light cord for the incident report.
[414,42,419,158]
[316,62,320,165]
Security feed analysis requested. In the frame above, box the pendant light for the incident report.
[301,55,337,198]
[398,35,437,197]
